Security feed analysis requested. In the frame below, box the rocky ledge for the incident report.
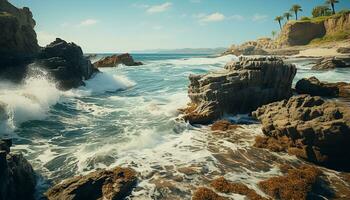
[180,57,296,124]
[46,167,137,200]
[93,53,143,68]
[0,139,36,200]
[311,56,350,70]
[36,38,99,90]
[252,95,350,171]
[296,76,350,99]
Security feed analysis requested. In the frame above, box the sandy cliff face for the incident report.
[0,0,39,62]
[277,13,350,47]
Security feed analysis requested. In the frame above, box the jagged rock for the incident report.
[0,0,39,80]
[37,38,99,90]
[295,77,339,97]
[252,95,350,171]
[181,57,296,124]
[223,39,275,56]
[311,57,350,70]
[192,187,228,200]
[93,53,143,68]
[337,47,350,54]
[46,167,137,200]
[0,139,37,200]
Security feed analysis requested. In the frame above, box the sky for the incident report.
[9,0,350,53]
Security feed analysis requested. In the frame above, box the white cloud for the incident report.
[79,19,98,27]
[37,31,57,46]
[197,12,225,23]
[147,2,172,14]
[252,14,268,22]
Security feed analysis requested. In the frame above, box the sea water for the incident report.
[0,54,349,199]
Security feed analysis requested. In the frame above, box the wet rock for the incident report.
[37,38,99,90]
[0,139,36,200]
[181,57,296,124]
[0,101,8,121]
[252,95,350,171]
[258,165,322,200]
[46,167,137,200]
[211,177,267,200]
[295,76,339,97]
[211,120,241,132]
[311,57,350,70]
[93,53,143,68]
[192,187,228,200]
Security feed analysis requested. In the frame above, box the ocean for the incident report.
[0,54,349,199]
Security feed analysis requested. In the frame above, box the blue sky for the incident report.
[9,0,350,53]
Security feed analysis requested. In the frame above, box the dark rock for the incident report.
[0,0,39,80]
[311,57,350,70]
[181,57,296,124]
[93,53,143,68]
[46,167,137,200]
[0,139,36,200]
[252,95,350,171]
[37,38,99,90]
[295,77,339,97]
[337,47,350,54]
[192,187,228,200]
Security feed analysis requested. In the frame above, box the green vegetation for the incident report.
[310,29,350,44]
[283,12,292,21]
[290,4,303,20]
[326,0,339,14]
[271,31,277,39]
[274,16,283,30]
[312,6,332,17]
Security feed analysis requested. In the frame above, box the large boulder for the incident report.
[181,57,297,124]
[296,76,350,100]
[0,0,39,80]
[46,167,137,200]
[37,38,99,90]
[252,95,350,171]
[311,56,350,70]
[0,139,37,200]
[93,53,143,68]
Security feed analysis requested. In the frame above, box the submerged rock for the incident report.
[0,139,37,200]
[46,167,137,200]
[181,57,296,124]
[192,187,228,200]
[311,57,350,70]
[252,95,350,171]
[37,38,99,90]
[93,53,143,68]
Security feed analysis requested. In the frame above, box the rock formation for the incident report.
[311,56,350,70]
[181,57,296,124]
[337,47,350,54]
[0,139,37,200]
[46,167,137,200]
[36,38,99,90]
[93,53,143,68]
[277,12,350,46]
[252,95,350,171]
[0,0,39,80]
[296,76,350,99]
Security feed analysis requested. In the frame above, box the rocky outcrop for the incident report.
[36,38,99,90]
[93,53,143,68]
[311,56,350,70]
[46,167,137,200]
[0,0,39,81]
[277,12,350,46]
[296,77,350,101]
[337,47,350,54]
[181,57,296,124]
[0,139,37,200]
[223,38,280,56]
[252,95,350,171]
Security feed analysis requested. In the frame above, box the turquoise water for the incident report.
[1,54,350,199]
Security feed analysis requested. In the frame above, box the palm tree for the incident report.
[283,12,292,21]
[271,31,277,39]
[275,16,283,30]
[326,0,339,14]
[290,4,302,20]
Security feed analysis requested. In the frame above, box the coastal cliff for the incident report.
[0,0,39,66]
